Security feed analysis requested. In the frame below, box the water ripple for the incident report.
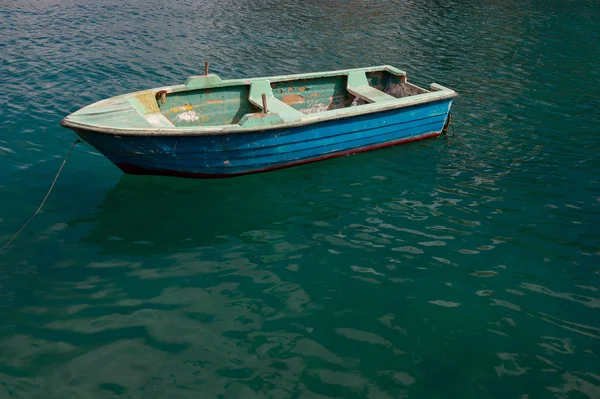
[1,0,600,397]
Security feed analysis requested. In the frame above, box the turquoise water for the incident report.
[1,0,599,397]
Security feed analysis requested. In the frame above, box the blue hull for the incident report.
[75,99,452,178]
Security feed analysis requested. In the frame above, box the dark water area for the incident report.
[1,0,599,397]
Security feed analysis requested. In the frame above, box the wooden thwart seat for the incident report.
[249,80,304,122]
[347,71,396,103]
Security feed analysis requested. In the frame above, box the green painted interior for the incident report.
[248,80,304,123]
[347,71,396,103]
[159,85,259,127]
[270,76,356,115]
[150,70,432,128]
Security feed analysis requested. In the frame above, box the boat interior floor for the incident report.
[157,69,428,128]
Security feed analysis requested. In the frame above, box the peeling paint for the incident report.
[134,92,160,113]
[172,104,193,113]
[303,103,331,114]
[281,94,306,105]
[176,110,200,122]
[159,85,255,127]
[387,83,426,98]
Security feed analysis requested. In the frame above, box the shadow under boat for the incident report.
[76,175,297,256]
[75,138,444,256]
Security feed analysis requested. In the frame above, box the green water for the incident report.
[1,0,599,397]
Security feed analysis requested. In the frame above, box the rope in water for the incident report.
[442,111,457,145]
[1,113,457,251]
[0,139,81,252]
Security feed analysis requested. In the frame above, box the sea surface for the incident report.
[1,0,599,398]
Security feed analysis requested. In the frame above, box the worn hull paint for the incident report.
[75,100,452,179]
[115,132,441,179]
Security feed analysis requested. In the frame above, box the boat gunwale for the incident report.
[61,65,457,137]
[181,65,408,90]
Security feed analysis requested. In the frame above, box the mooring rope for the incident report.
[443,112,457,142]
[440,112,459,153]
[0,139,81,252]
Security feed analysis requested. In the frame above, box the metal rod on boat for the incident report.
[205,61,209,76]
[261,94,268,113]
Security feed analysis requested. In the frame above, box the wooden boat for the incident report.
[61,65,457,178]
